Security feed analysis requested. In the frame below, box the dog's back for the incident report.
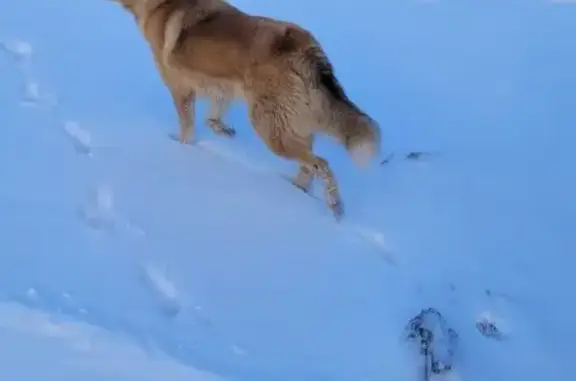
[153,0,380,165]
[169,5,291,81]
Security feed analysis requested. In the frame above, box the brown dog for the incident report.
[110,0,381,219]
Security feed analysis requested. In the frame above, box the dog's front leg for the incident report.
[171,89,196,144]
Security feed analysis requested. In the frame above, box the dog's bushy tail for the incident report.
[303,44,381,166]
[273,26,380,165]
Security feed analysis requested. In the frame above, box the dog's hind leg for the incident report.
[295,150,343,219]
[291,136,315,193]
[293,164,314,193]
[250,102,343,219]
[171,89,196,144]
[206,95,236,138]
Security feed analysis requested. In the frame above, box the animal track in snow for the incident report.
[2,39,143,240]
[79,185,144,237]
[346,225,396,264]
[137,264,249,356]
[2,41,90,155]
[476,310,508,340]
[80,184,115,230]
[1,39,33,61]
[1,39,58,109]
[139,263,215,327]
[20,82,58,110]
[63,120,93,157]
[139,263,182,318]
[2,42,136,235]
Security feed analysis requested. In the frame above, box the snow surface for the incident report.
[1,0,575,380]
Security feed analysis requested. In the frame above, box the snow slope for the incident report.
[1,0,575,380]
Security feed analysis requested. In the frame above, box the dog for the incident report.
[110,0,381,219]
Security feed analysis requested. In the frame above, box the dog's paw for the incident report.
[219,126,236,138]
[168,133,197,146]
[292,181,310,194]
[329,199,344,221]
[207,119,236,138]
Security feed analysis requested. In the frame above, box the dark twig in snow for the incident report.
[405,151,433,160]
[380,152,395,165]
[380,151,438,165]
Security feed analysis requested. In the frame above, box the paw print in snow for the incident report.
[80,185,117,232]
[476,311,507,341]
[64,121,93,157]
[1,39,33,61]
[20,81,58,109]
[354,226,396,264]
[79,185,144,237]
[1,39,58,108]
[140,263,182,318]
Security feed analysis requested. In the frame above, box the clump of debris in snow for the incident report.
[405,308,459,380]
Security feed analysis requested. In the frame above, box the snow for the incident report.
[0,302,224,381]
[0,0,575,380]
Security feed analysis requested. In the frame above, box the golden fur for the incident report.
[110,0,381,219]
